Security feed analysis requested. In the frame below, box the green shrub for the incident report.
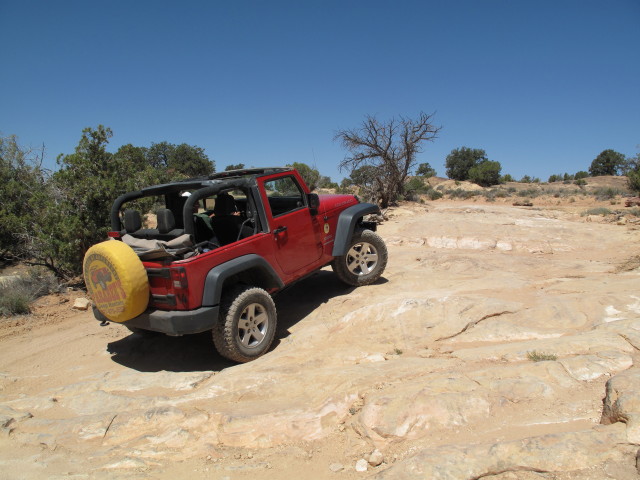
[548,174,562,183]
[468,160,502,187]
[426,189,443,201]
[527,351,557,362]
[517,188,540,198]
[500,174,514,183]
[0,289,32,316]
[581,207,613,217]
[447,188,478,200]
[594,187,623,201]
[627,170,640,195]
[0,269,59,316]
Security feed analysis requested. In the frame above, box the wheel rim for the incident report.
[345,241,379,276]
[237,302,269,348]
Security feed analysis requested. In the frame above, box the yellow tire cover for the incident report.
[83,240,149,322]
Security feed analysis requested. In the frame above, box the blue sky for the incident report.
[2,0,639,182]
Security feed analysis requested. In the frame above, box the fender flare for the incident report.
[331,203,381,257]
[202,254,285,307]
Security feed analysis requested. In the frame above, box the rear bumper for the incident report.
[93,305,219,336]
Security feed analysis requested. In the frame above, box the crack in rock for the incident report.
[436,311,515,342]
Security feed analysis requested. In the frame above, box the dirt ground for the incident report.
[1,188,640,479]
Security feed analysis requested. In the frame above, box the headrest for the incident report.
[156,208,176,234]
[213,193,237,216]
[123,209,142,233]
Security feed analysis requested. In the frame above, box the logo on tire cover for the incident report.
[84,253,127,315]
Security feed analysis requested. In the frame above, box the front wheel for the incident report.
[213,285,277,363]
[332,229,388,286]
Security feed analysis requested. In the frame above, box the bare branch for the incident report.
[334,112,442,208]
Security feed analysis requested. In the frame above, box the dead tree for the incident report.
[335,112,440,208]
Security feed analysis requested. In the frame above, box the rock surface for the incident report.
[1,200,640,479]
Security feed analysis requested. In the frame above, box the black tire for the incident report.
[213,285,277,363]
[332,229,388,286]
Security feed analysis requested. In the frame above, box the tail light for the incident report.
[170,267,189,309]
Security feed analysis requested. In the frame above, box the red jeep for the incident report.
[84,167,387,362]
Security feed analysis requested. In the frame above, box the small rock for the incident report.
[72,298,91,310]
[357,354,386,364]
[329,463,344,472]
[355,458,368,472]
[368,449,384,467]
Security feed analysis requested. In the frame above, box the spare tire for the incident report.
[83,240,149,322]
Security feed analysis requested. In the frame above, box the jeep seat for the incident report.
[156,208,185,241]
[123,209,158,239]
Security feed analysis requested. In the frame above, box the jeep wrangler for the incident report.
[83,167,387,362]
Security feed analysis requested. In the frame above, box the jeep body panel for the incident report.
[108,305,219,336]
[202,254,284,307]
[331,203,381,256]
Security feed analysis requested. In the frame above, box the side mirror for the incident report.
[307,193,320,215]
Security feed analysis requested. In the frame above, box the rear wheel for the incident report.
[332,229,388,286]
[213,285,277,363]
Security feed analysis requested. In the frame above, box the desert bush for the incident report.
[593,187,624,201]
[404,177,444,202]
[404,177,431,201]
[500,174,514,183]
[548,174,563,183]
[581,207,613,217]
[0,268,58,316]
[626,207,640,216]
[527,351,557,362]
[0,289,32,316]
[425,189,443,201]
[446,188,478,200]
[517,188,540,198]
[627,170,640,195]
[482,190,497,202]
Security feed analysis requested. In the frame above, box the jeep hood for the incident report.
[317,194,359,215]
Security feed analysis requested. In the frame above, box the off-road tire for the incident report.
[83,240,149,322]
[332,229,388,286]
[213,285,277,363]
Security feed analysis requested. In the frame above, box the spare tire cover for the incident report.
[83,240,149,322]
